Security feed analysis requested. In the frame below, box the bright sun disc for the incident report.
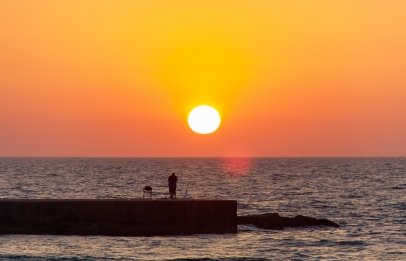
[188,105,221,134]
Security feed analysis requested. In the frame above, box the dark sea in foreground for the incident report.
[0,157,404,260]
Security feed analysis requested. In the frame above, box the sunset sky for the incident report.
[1,1,405,157]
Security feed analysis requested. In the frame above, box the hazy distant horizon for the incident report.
[1,155,405,158]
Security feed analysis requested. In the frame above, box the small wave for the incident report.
[393,202,406,210]
[337,240,367,246]
[237,203,251,210]
[166,257,268,261]
[0,255,119,261]
[391,184,406,190]
[237,224,262,232]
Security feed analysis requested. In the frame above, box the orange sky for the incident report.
[1,1,405,157]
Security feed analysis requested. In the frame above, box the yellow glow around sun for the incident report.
[188,105,221,134]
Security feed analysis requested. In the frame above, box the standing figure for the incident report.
[168,172,177,199]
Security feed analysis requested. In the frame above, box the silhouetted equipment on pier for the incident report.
[143,186,152,198]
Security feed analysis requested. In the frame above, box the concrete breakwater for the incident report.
[0,199,237,236]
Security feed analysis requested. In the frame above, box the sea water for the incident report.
[0,158,404,260]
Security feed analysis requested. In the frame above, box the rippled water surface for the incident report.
[0,158,405,260]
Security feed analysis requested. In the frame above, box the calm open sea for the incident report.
[0,158,404,260]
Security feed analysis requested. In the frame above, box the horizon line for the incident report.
[0,156,405,158]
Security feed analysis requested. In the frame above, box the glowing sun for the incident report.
[188,105,221,134]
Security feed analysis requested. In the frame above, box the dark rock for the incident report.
[237,213,284,230]
[281,215,340,228]
[238,213,339,230]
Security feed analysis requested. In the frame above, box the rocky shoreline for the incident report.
[237,213,339,230]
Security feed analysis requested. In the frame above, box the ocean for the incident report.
[0,158,404,260]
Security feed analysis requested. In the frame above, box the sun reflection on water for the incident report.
[221,157,253,177]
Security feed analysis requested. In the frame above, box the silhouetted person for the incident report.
[168,172,177,199]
